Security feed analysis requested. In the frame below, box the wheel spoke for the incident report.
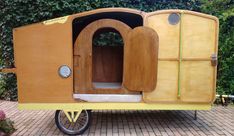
[56,110,90,134]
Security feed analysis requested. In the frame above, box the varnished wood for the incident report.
[145,13,180,59]
[123,26,159,92]
[74,19,134,94]
[181,58,211,61]
[158,58,178,61]
[180,14,217,102]
[12,8,218,104]
[144,10,218,103]
[181,14,216,59]
[146,9,218,23]
[13,22,75,103]
[92,46,123,82]
[143,61,178,102]
[180,61,214,102]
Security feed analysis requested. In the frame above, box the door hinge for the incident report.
[211,54,218,66]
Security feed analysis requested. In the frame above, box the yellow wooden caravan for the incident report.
[1,8,218,135]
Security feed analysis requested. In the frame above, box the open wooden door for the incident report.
[123,27,159,92]
[13,17,74,103]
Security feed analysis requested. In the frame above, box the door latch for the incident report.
[211,54,218,66]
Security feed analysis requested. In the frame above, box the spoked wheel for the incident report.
[55,110,91,135]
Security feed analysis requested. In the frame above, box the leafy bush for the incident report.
[200,0,234,95]
[0,73,17,101]
[0,110,15,135]
[93,31,123,47]
[0,119,15,135]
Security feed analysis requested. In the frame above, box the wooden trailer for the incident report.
[1,8,218,135]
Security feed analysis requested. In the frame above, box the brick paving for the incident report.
[0,100,233,136]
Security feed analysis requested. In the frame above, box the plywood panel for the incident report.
[182,14,216,58]
[13,20,75,103]
[143,61,178,102]
[92,46,123,82]
[180,13,218,103]
[74,19,134,94]
[13,9,219,104]
[124,27,158,92]
[180,61,214,102]
[146,14,179,58]
[145,11,218,103]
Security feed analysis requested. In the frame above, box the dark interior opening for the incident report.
[72,11,143,89]
[92,28,123,89]
[72,12,143,44]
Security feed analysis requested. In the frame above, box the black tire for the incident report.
[55,110,91,135]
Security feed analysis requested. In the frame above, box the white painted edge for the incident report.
[93,82,122,89]
[73,94,142,102]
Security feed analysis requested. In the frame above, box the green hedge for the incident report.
[0,0,233,101]
[200,0,234,95]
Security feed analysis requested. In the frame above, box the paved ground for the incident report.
[0,101,233,136]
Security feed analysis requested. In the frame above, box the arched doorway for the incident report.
[74,19,158,95]
[92,28,124,89]
[73,19,132,94]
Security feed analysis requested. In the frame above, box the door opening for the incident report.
[92,28,123,89]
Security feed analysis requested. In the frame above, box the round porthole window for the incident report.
[168,13,180,25]
[58,65,71,78]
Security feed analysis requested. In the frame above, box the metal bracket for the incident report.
[64,110,81,123]
[194,110,197,120]
[211,54,217,66]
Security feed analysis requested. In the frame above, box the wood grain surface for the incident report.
[73,19,136,94]
[92,46,123,82]
[13,21,75,103]
[144,11,218,103]
[13,8,218,104]
[123,26,159,92]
